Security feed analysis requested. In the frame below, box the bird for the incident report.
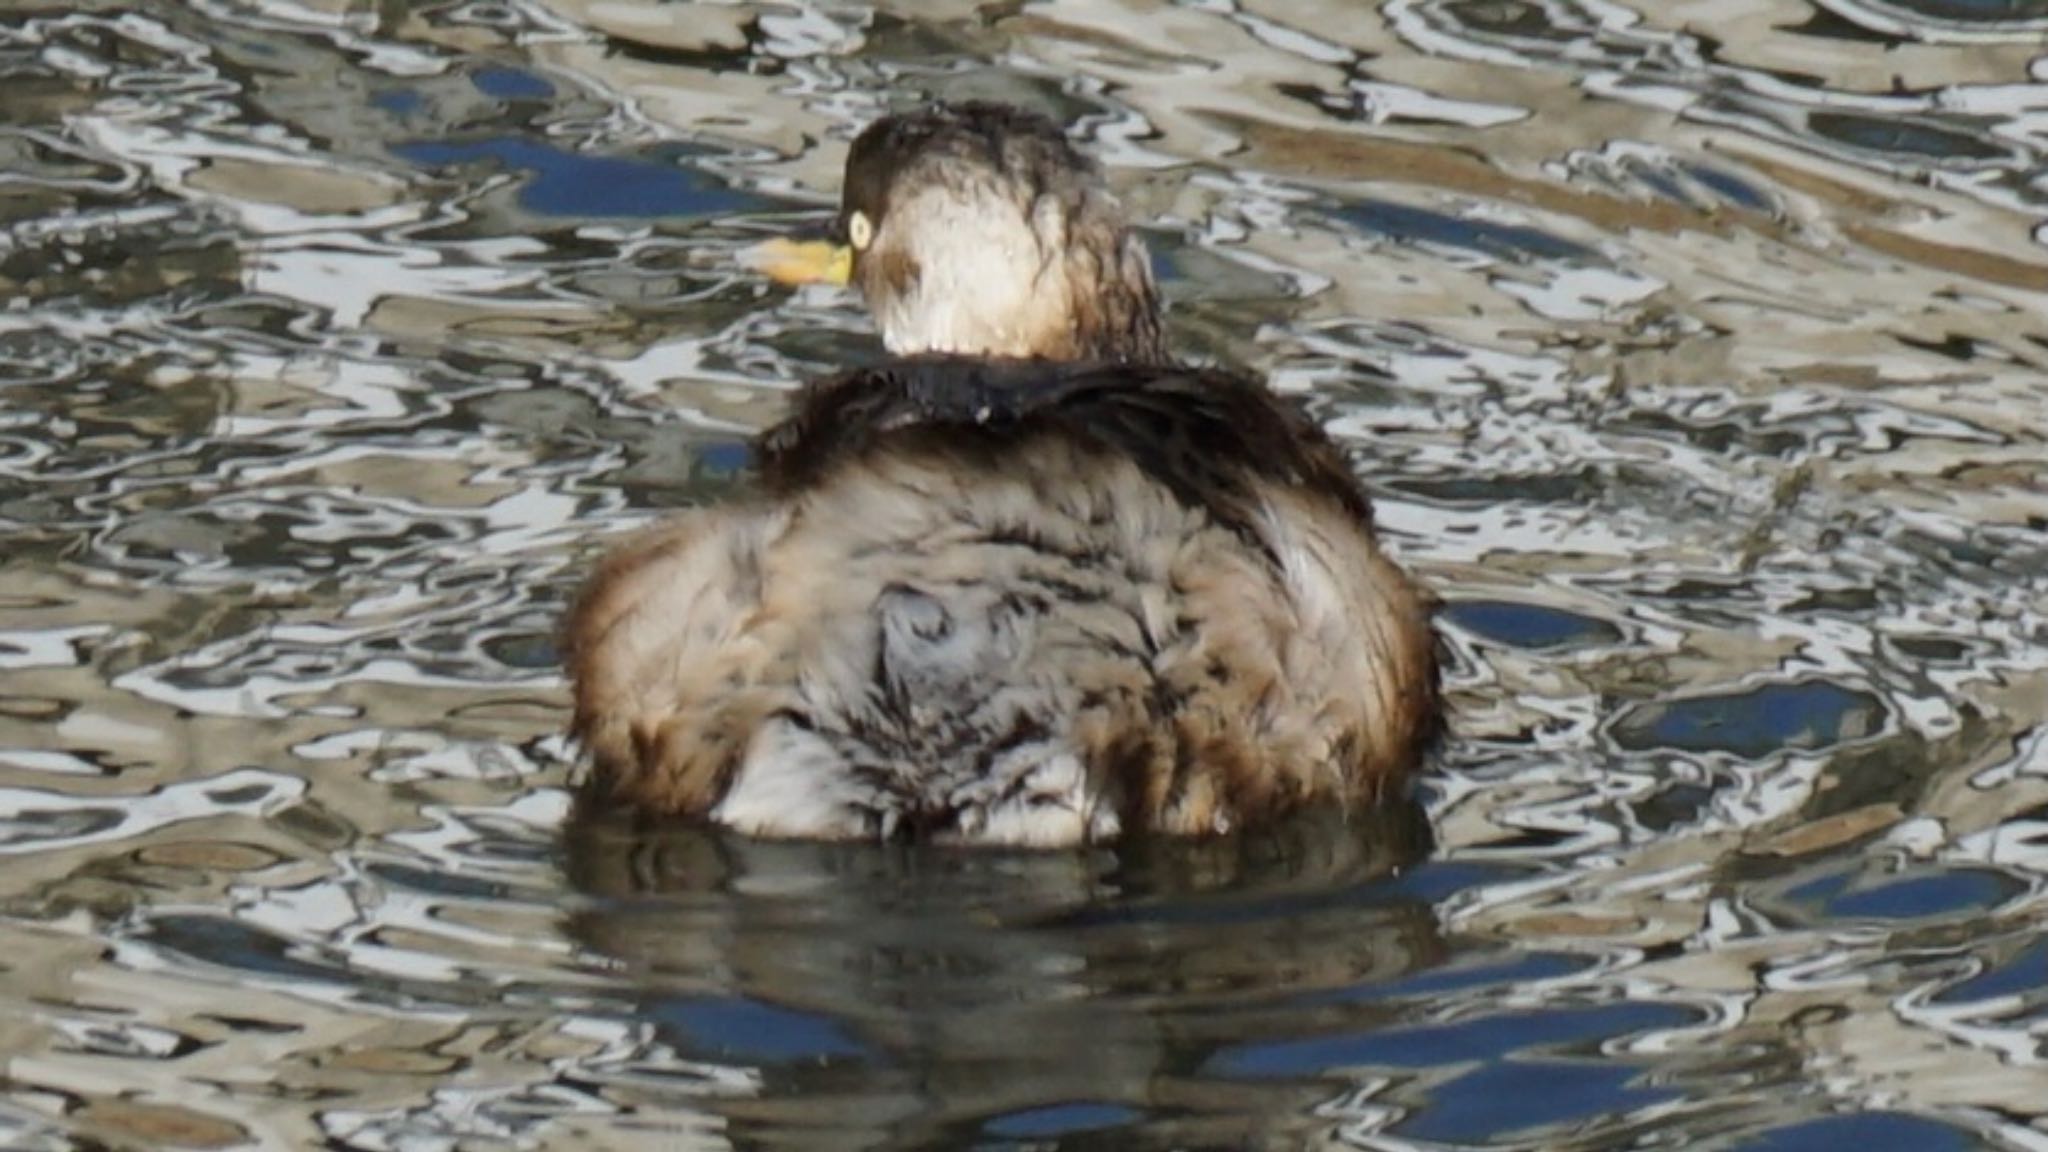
[561,101,1439,847]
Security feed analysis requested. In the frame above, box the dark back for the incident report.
[758,357,1377,550]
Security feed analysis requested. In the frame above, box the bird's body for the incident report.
[564,103,1440,846]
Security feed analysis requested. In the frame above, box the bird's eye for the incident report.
[847,211,874,251]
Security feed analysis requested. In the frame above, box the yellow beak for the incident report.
[742,238,852,287]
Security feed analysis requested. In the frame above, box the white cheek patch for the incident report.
[872,184,1056,357]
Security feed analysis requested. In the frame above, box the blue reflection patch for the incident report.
[472,65,554,101]
[1609,680,1882,758]
[372,88,426,116]
[646,995,868,1063]
[1734,1111,1972,1151]
[1333,198,1595,262]
[393,137,758,218]
[1635,166,1690,205]
[1826,868,2020,922]
[1934,935,2048,1005]
[1906,0,2048,19]
[1345,950,1588,1004]
[697,439,753,476]
[1808,111,2006,161]
[1682,162,1772,211]
[1403,1056,1679,1144]
[1207,1000,1695,1078]
[1782,865,1853,910]
[1380,858,1524,903]
[984,1102,1142,1138]
[1444,599,1620,650]
[145,913,341,986]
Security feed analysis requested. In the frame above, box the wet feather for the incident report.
[563,101,1441,845]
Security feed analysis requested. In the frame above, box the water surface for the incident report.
[3,1,2047,1149]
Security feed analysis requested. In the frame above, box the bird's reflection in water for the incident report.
[562,800,1444,1150]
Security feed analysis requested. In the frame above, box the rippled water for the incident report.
[3,1,2046,1148]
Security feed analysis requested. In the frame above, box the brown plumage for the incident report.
[838,100,1167,361]
[562,102,1440,846]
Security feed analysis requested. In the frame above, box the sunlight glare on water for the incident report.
[2,0,2047,1149]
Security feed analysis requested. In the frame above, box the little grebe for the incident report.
[563,102,1439,846]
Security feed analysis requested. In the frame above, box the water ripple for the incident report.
[2,0,2046,1148]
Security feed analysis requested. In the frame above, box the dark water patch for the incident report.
[1633,575,1762,605]
[1379,858,1529,903]
[983,1101,1145,1139]
[1034,804,1437,929]
[1331,197,1597,263]
[479,631,557,671]
[1618,407,1815,459]
[1682,162,1775,212]
[371,87,427,117]
[644,995,869,1064]
[391,138,766,219]
[1855,0,2048,24]
[1733,1110,1975,1151]
[1396,467,1604,507]
[134,909,562,1015]
[363,860,515,902]
[0,220,241,308]
[1933,934,2048,1006]
[1774,860,2025,923]
[4,1,2047,1148]
[0,805,125,849]
[1782,585,1883,616]
[1035,881,1425,932]
[51,1018,211,1060]
[1206,1000,1698,1078]
[603,25,776,75]
[1295,948,1591,1007]
[1895,331,1993,362]
[1146,229,1299,302]
[1886,634,1974,664]
[1779,864,1861,914]
[1440,0,1578,39]
[1443,598,1623,650]
[0,131,132,190]
[1807,111,2011,164]
[1608,680,1885,758]
[1468,825,1586,853]
[1400,1053,1680,1144]
[139,913,344,987]
[1633,779,1719,834]
[1823,867,2024,921]
[175,297,334,345]
[471,65,554,103]
[696,440,753,477]
[1894,519,2010,575]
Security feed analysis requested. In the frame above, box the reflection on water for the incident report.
[2,0,2046,1148]
[564,806,1438,1150]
